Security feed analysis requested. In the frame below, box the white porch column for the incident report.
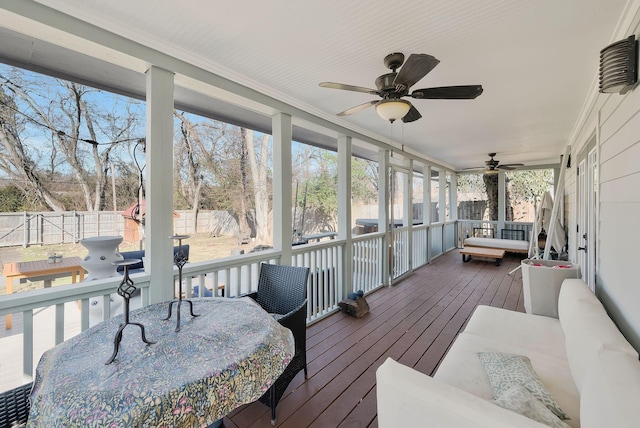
[439,170,446,254]
[439,170,446,223]
[450,172,458,247]
[450,173,458,221]
[145,66,175,303]
[405,160,413,272]
[337,135,352,297]
[423,165,432,225]
[498,171,506,235]
[273,113,293,265]
[423,164,432,261]
[378,149,390,286]
[404,160,412,227]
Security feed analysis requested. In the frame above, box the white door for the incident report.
[576,139,597,290]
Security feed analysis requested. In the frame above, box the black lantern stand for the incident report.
[106,258,155,364]
[163,235,199,332]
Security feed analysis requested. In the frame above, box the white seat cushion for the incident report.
[377,358,547,428]
[434,333,580,427]
[464,237,529,251]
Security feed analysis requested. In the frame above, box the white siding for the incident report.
[566,5,640,350]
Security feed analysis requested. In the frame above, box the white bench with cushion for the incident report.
[463,236,529,253]
[376,279,640,427]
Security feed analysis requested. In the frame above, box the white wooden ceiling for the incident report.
[22,0,631,169]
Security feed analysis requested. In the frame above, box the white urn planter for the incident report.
[80,235,124,281]
[81,236,125,326]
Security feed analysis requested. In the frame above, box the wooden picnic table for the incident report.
[3,256,85,329]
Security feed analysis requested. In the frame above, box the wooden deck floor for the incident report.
[225,249,526,427]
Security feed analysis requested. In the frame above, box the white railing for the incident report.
[431,223,444,258]
[0,275,151,389]
[391,227,410,279]
[412,225,429,269]
[292,241,344,323]
[0,230,408,391]
[0,250,284,391]
[352,233,385,294]
[182,250,280,298]
[444,221,457,252]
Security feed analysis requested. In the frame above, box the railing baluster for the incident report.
[311,250,318,319]
[307,251,313,321]
[245,265,252,296]
[23,309,33,378]
[318,248,329,314]
[212,271,220,297]
[80,298,90,331]
[329,246,335,310]
[223,268,231,297]
[102,292,111,322]
[55,303,64,345]
[184,276,193,298]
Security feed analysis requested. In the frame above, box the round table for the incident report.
[27,297,294,427]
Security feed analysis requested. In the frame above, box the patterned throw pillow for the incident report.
[477,352,570,420]
[493,384,571,428]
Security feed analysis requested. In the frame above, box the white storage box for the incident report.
[521,259,580,318]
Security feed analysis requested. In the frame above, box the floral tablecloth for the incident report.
[27,297,294,427]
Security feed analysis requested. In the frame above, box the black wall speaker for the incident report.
[599,35,638,94]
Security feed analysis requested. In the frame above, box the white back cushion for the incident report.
[580,346,640,428]
[558,279,638,392]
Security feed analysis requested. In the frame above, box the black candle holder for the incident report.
[163,235,199,332]
[106,258,155,365]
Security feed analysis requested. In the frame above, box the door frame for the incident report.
[389,166,411,281]
[576,136,597,291]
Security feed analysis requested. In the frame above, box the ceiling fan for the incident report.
[319,52,483,123]
[464,153,524,175]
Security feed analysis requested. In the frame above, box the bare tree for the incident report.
[174,111,205,232]
[0,67,143,211]
[245,129,271,244]
[483,173,513,221]
[236,128,252,238]
[0,88,66,210]
[173,112,253,236]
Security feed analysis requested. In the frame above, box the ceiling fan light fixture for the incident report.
[485,169,500,175]
[375,99,411,122]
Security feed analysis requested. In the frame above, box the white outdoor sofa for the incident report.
[377,278,640,427]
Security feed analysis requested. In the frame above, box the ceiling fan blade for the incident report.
[411,85,484,99]
[319,82,380,95]
[500,163,525,167]
[337,100,379,116]
[401,104,422,123]
[498,165,516,170]
[393,54,439,90]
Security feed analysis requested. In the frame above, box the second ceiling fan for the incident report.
[464,153,524,175]
[319,52,483,123]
